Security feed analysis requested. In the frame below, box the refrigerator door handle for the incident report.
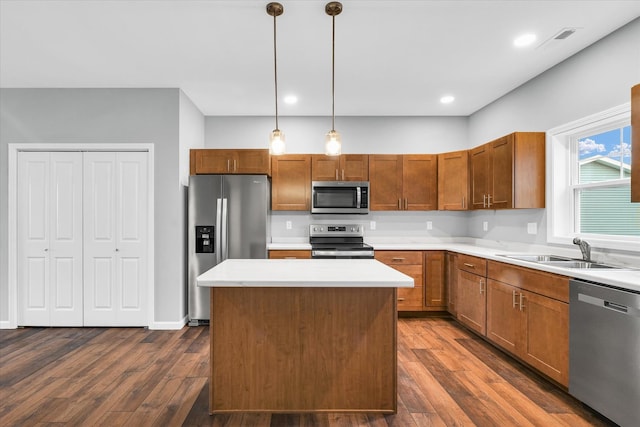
[221,198,229,261]
[215,198,223,264]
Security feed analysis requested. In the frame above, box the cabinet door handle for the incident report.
[227,159,231,172]
[483,194,487,208]
[519,293,525,311]
[341,169,345,180]
[463,263,475,269]
[479,278,485,294]
[335,169,339,180]
[233,159,237,172]
[512,290,518,308]
[398,199,401,209]
[404,198,408,210]
[487,193,492,208]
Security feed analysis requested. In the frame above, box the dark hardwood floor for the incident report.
[0,317,614,426]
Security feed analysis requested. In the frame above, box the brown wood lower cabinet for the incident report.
[424,251,446,310]
[446,252,458,315]
[486,261,569,387]
[455,254,487,335]
[268,250,312,259]
[375,251,423,311]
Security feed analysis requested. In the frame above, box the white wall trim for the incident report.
[148,315,188,330]
[5,143,155,329]
[546,103,637,253]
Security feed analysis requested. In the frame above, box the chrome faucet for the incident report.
[573,238,592,262]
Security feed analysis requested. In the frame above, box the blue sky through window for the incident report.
[578,125,631,164]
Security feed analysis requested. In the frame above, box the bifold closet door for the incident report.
[83,152,148,326]
[17,152,83,326]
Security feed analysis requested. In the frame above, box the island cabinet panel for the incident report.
[438,150,470,210]
[268,250,312,259]
[486,260,569,387]
[632,84,639,202]
[190,149,270,175]
[424,251,446,310]
[470,132,545,209]
[455,254,487,335]
[375,251,423,311]
[271,154,311,211]
[311,154,368,181]
[210,287,397,413]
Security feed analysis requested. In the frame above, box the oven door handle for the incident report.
[312,249,374,257]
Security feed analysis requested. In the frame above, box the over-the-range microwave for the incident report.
[311,181,369,214]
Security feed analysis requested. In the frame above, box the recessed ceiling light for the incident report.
[440,95,455,104]
[514,33,537,48]
[283,95,298,105]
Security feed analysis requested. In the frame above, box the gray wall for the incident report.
[467,17,640,243]
[0,88,185,325]
[205,116,469,154]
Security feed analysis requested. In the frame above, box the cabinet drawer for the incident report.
[375,251,423,265]
[398,285,424,309]
[487,260,570,303]
[457,254,487,275]
[268,250,312,259]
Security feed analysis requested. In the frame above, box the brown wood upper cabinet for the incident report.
[438,150,469,210]
[311,154,369,181]
[470,132,545,209]
[632,84,639,202]
[190,149,271,175]
[271,154,311,211]
[369,154,437,211]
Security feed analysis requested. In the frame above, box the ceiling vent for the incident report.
[537,27,580,49]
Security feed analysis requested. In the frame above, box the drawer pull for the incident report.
[284,257,297,259]
[392,257,406,261]
[397,298,406,301]
[463,263,475,268]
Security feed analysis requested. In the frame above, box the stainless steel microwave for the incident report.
[311,181,369,214]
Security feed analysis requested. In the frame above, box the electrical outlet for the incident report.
[527,222,537,235]
[286,220,292,230]
[370,221,376,230]
[483,221,488,231]
[426,221,433,230]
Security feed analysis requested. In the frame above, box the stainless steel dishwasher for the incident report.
[569,279,640,427]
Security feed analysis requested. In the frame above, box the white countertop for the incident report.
[268,240,640,293]
[197,259,415,288]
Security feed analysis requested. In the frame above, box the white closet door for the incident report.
[83,152,148,326]
[17,152,83,326]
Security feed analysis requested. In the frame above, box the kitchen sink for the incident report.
[499,254,574,262]
[498,254,628,269]
[541,260,618,269]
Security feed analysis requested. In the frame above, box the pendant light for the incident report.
[325,1,342,156]
[267,2,285,155]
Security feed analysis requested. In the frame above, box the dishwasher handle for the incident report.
[578,293,636,316]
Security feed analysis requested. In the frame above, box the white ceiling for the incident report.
[1,1,639,116]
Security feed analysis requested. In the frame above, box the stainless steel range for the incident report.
[310,224,374,259]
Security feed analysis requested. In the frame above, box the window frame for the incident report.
[547,103,638,252]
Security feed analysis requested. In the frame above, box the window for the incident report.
[548,104,639,251]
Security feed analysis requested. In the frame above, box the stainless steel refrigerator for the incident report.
[187,174,270,325]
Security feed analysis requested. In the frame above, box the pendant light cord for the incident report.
[331,14,335,131]
[273,13,279,130]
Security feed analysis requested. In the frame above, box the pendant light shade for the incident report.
[267,2,285,155]
[325,2,342,156]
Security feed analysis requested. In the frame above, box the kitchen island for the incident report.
[197,259,414,415]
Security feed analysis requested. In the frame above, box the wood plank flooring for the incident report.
[0,317,614,426]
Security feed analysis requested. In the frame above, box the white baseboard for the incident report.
[148,316,188,330]
[0,320,15,329]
